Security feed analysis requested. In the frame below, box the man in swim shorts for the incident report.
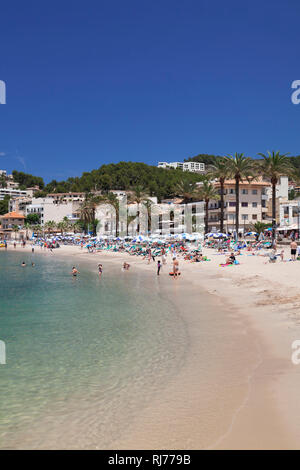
[291,240,297,261]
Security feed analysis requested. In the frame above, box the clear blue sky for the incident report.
[0,0,300,182]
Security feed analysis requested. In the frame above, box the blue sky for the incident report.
[0,0,300,182]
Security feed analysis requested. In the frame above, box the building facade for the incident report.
[0,211,25,239]
[25,198,81,225]
[157,161,205,173]
[207,179,270,232]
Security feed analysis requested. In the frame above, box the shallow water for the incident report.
[0,251,187,448]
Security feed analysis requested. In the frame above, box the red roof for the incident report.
[1,211,25,219]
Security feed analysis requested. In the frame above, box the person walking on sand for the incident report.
[172,257,179,280]
[291,239,297,261]
[157,260,162,276]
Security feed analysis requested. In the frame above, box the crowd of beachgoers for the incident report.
[3,230,300,279]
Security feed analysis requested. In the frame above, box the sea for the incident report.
[0,250,187,449]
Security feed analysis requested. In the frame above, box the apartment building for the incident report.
[0,188,27,200]
[157,161,205,173]
[207,179,270,232]
[0,211,25,239]
[25,198,81,225]
[47,192,86,203]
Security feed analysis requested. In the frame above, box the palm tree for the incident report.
[198,180,220,234]
[12,225,19,241]
[207,158,231,233]
[57,221,67,235]
[249,221,271,235]
[258,151,292,240]
[142,199,154,234]
[126,213,137,237]
[98,192,120,237]
[223,153,255,234]
[128,186,149,234]
[23,222,31,240]
[79,193,101,234]
[32,224,42,238]
[72,220,82,234]
[175,180,198,204]
[44,220,56,236]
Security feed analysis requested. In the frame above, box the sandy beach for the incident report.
[5,241,300,449]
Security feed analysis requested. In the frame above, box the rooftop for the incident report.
[1,211,25,219]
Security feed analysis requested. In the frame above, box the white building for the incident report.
[157,161,205,173]
[279,201,300,231]
[0,188,27,200]
[25,198,81,225]
[265,175,289,200]
[96,198,204,237]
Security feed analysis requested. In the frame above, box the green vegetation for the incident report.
[249,221,272,234]
[25,213,41,225]
[259,151,295,239]
[198,180,220,234]
[12,170,44,189]
[33,162,203,201]
[0,195,10,215]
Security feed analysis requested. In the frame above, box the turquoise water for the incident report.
[0,251,187,449]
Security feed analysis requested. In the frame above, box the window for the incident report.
[241,202,248,207]
[252,189,258,195]
[242,214,248,220]
[252,214,257,220]
[229,201,236,207]
[242,189,248,194]
[252,202,257,208]
[228,214,235,220]
[229,188,235,194]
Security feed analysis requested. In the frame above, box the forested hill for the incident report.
[12,170,44,189]
[12,155,300,202]
[33,162,203,201]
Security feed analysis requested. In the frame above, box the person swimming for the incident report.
[98,264,103,277]
[21,261,26,267]
[71,266,80,277]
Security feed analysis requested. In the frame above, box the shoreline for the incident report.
[3,244,300,448]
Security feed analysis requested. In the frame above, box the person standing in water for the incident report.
[71,266,80,277]
[98,263,103,278]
